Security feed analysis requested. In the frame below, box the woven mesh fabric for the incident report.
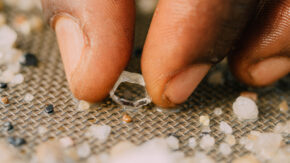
[0,8,289,163]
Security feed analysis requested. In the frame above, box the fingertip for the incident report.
[248,57,290,86]
[49,0,135,102]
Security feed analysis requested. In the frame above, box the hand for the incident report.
[41,0,290,107]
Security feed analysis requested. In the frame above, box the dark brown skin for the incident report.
[41,0,290,108]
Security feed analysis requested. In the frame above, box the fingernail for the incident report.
[55,17,84,82]
[164,64,211,104]
[249,57,290,85]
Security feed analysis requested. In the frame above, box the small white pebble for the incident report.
[200,135,215,150]
[188,137,196,149]
[77,142,91,158]
[224,134,236,146]
[24,93,34,102]
[219,143,232,156]
[78,100,91,111]
[10,74,24,85]
[87,125,111,142]
[165,136,179,150]
[38,126,47,135]
[233,96,258,121]
[199,115,210,126]
[214,107,223,116]
[59,137,74,148]
[219,121,233,134]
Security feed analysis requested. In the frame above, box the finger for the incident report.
[229,0,290,86]
[142,0,259,107]
[41,0,135,102]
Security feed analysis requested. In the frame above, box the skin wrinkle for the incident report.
[141,0,262,106]
[228,0,290,87]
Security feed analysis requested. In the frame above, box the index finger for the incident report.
[42,0,135,102]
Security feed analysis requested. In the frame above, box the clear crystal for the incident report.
[110,71,151,109]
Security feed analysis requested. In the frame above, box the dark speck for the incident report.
[45,104,54,114]
[14,138,26,146]
[8,137,26,147]
[21,53,38,66]
[3,122,13,131]
[0,83,7,89]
